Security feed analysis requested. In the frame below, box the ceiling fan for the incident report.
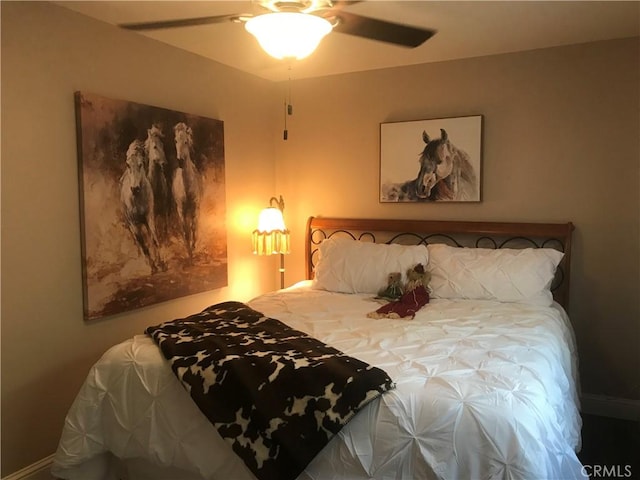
[119,0,436,58]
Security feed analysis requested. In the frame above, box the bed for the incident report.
[52,216,585,480]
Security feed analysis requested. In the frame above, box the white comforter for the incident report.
[52,281,585,480]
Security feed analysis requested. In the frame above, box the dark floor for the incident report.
[578,414,640,479]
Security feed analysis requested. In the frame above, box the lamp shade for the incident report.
[252,207,290,255]
[257,207,286,232]
[245,12,332,60]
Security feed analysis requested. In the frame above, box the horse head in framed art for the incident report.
[381,128,478,202]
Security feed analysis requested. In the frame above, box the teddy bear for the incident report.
[375,272,404,302]
[405,263,431,291]
[368,263,430,320]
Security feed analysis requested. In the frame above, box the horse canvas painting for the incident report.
[75,92,227,320]
[380,116,482,202]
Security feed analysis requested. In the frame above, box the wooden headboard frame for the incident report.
[305,217,574,310]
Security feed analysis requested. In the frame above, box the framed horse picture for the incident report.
[379,115,483,202]
[74,91,227,320]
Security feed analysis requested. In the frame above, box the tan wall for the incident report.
[277,39,640,402]
[0,2,281,475]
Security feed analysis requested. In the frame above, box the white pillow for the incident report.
[426,243,564,306]
[312,237,429,294]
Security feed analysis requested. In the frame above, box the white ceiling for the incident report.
[57,1,640,82]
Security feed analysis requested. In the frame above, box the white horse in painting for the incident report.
[144,125,170,243]
[172,122,202,259]
[120,139,164,273]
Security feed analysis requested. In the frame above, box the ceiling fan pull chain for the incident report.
[287,68,293,116]
[283,98,288,140]
[283,66,293,140]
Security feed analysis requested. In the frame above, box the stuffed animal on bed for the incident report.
[406,263,430,291]
[375,272,404,302]
[368,264,430,320]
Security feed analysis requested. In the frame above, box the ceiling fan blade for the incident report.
[120,14,248,31]
[330,10,435,48]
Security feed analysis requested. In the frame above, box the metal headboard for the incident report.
[305,217,574,310]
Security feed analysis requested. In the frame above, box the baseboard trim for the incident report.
[2,454,55,480]
[580,393,640,421]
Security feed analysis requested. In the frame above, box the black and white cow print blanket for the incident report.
[146,301,395,480]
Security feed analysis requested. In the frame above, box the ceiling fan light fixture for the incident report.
[245,12,332,60]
